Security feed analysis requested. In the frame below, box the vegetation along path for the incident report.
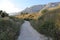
[17,21,52,40]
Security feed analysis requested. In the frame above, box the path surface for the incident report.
[17,21,52,40]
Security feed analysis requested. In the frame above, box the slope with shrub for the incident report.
[30,7,60,40]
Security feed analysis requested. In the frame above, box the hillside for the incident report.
[30,6,60,40]
[15,12,42,20]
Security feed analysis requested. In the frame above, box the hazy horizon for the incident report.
[0,0,60,15]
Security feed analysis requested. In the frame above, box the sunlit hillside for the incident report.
[15,12,42,20]
[48,5,60,10]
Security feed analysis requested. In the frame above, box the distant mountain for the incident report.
[44,2,60,9]
[21,2,60,13]
[21,5,46,13]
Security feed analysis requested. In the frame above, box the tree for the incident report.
[41,9,48,14]
[0,10,3,15]
[1,13,5,17]
[0,10,9,17]
[3,11,9,17]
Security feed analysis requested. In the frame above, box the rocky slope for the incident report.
[21,5,45,13]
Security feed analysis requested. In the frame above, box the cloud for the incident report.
[0,0,20,15]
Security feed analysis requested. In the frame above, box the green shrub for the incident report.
[0,10,9,17]
[0,17,24,40]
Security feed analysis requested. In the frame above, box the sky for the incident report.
[0,0,60,15]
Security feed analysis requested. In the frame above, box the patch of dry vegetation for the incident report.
[15,12,42,20]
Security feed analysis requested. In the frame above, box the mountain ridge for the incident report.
[20,2,60,14]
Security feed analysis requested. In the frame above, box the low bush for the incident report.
[0,17,24,40]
